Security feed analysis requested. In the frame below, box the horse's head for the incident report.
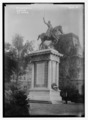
[37,35,40,40]
[58,25,63,34]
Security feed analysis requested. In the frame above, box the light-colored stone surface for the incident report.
[28,89,50,101]
[28,89,62,103]
[28,49,62,103]
[31,63,34,89]
[50,89,62,104]
[28,48,63,57]
[36,62,45,85]
[48,61,51,89]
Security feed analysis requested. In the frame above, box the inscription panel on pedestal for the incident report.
[34,61,48,88]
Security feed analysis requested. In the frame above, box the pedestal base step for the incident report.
[28,89,62,104]
[29,100,52,104]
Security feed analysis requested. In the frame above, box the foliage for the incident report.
[5,52,18,82]
[5,34,34,82]
[60,78,84,103]
[12,34,24,52]
[4,83,30,117]
[54,33,83,87]
[60,85,78,102]
[5,43,11,51]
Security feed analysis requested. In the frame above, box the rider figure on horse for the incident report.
[43,17,59,42]
[43,17,53,37]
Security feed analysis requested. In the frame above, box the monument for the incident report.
[28,18,63,103]
[28,49,63,103]
[37,17,63,49]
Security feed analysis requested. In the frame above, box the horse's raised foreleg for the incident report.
[39,42,43,50]
[51,32,58,43]
[39,39,45,50]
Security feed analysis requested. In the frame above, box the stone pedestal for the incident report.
[27,49,63,103]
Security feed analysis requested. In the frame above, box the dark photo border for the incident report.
[2,2,85,117]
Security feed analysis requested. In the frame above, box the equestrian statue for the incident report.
[37,18,64,49]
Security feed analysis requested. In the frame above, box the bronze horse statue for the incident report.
[37,25,63,48]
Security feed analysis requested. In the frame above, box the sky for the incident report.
[5,4,84,48]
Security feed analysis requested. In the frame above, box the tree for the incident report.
[60,76,81,103]
[21,40,34,57]
[5,36,23,83]
[5,48,18,83]
[12,34,24,54]
[5,43,11,51]
[4,34,35,116]
[11,34,24,81]
[60,76,70,104]
[5,34,34,83]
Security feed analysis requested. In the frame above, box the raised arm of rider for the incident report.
[43,18,48,26]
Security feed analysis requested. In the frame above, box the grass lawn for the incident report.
[30,102,84,116]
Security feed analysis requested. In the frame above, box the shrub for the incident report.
[60,85,84,103]
[4,84,30,117]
